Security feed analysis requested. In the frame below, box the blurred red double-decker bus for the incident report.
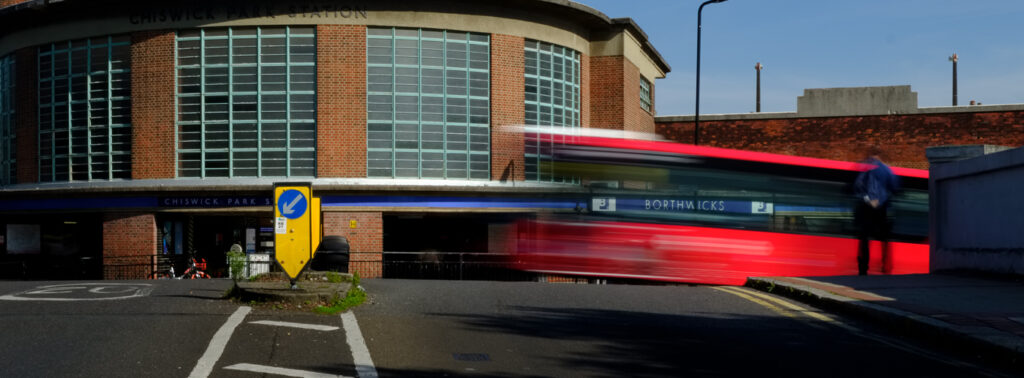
[513,128,929,285]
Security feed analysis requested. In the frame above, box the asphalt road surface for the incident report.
[0,279,1015,377]
[355,279,1014,377]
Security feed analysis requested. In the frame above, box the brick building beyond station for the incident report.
[655,85,1024,170]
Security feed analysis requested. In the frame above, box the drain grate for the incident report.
[452,353,491,362]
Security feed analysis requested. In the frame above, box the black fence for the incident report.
[381,252,534,281]
[0,255,103,280]
[1,251,541,282]
[101,253,280,280]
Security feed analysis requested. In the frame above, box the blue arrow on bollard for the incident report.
[277,189,307,219]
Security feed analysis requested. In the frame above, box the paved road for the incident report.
[356,279,1014,377]
[0,279,362,378]
[0,279,1015,377]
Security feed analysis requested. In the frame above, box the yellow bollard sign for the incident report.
[274,183,318,280]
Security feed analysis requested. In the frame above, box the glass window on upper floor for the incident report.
[176,26,316,178]
[38,35,131,182]
[524,39,580,182]
[366,27,490,179]
[0,54,14,185]
[640,76,652,113]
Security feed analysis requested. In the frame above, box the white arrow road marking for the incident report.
[341,311,379,378]
[282,193,304,215]
[250,320,339,331]
[189,306,251,378]
[224,363,350,378]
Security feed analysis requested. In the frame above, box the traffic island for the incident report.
[230,271,361,313]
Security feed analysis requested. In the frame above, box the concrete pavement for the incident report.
[747,273,1024,371]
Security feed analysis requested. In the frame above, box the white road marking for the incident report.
[224,363,350,378]
[250,320,340,331]
[0,283,152,301]
[189,306,251,378]
[341,311,379,378]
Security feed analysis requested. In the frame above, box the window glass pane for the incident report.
[175,27,317,177]
[0,55,14,184]
[366,28,490,179]
[37,36,131,182]
[524,40,580,183]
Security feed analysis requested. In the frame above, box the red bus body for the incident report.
[516,219,928,286]
[513,129,930,285]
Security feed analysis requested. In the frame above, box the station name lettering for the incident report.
[645,199,726,212]
[129,4,368,25]
[161,197,272,207]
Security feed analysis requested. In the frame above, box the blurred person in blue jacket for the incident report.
[854,146,900,275]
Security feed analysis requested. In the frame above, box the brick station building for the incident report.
[0,0,669,279]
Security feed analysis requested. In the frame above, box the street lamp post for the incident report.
[949,53,958,106]
[755,62,763,112]
[695,0,727,145]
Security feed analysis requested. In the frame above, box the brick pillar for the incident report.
[323,212,382,278]
[579,52,591,128]
[589,56,625,130]
[490,34,525,181]
[131,30,176,179]
[102,213,157,280]
[317,25,367,178]
[622,59,654,134]
[14,47,37,183]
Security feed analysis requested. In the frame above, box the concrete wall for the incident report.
[797,85,917,117]
[929,146,1024,275]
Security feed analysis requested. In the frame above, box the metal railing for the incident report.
[381,251,533,281]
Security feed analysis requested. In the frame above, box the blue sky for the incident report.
[576,0,1024,116]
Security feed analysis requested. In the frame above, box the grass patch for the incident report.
[315,272,366,315]
[326,271,345,283]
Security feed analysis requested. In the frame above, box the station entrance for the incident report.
[155,213,274,277]
[381,213,525,280]
[0,214,103,280]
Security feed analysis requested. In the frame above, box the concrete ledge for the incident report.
[655,104,1024,122]
[234,272,351,305]
[746,277,1024,371]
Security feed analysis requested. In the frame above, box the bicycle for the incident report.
[149,256,210,279]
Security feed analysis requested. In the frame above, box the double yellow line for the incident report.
[713,286,1008,376]
[712,286,847,330]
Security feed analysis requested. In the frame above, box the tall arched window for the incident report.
[38,35,132,182]
[0,54,14,185]
[366,27,490,179]
[524,40,580,182]
[176,27,316,178]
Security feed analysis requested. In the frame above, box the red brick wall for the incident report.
[102,213,156,279]
[0,0,30,8]
[490,34,525,181]
[323,211,382,278]
[131,30,176,179]
[589,56,624,130]
[656,111,1024,169]
[623,59,654,134]
[579,52,591,128]
[14,47,36,183]
[317,25,366,178]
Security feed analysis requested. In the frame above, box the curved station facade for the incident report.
[0,0,669,279]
